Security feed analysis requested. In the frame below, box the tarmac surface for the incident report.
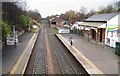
[2,32,34,74]
[0,42,2,75]
[61,34,119,74]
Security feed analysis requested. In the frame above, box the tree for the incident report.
[19,15,31,30]
[96,1,120,14]
[46,14,58,20]
[118,1,120,12]
[79,7,88,21]
[66,10,76,20]
[114,1,120,12]
[0,21,12,41]
[79,7,88,15]
[106,4,114,13]
[65,10,76,24]
[86,9,96,19]
[75,12,81,21]
[27,9,41,22]
[16,1,28,11]
[2,2,25,25]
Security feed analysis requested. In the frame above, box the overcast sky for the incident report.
[26,0,118,18]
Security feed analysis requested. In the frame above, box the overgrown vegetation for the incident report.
[0,21,12,41]
[19,15,31,30]
[2,2,41,42]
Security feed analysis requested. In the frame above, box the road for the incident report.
[25,23,89,75]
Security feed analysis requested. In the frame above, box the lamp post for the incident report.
[13,26,16,47]
[13,26,15,35]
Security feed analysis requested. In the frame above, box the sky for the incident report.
[26,0,118,18]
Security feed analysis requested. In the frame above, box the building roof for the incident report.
[40,18,49,21]
[50,17,63,22]
[81,22,105,28]
[85,12,119,22]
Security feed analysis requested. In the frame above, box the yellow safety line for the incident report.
[10,33,36,74]
[58,34,104,74]
[21,33,38,75]
[72,46,104,74]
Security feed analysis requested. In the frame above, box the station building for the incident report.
[74,12,120,48]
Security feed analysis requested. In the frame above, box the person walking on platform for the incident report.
[69,37,74,46]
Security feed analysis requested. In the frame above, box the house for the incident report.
[76,12,120,48]
[50,17,64,27]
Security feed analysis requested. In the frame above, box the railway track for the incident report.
[33,26,46,74]
[24,26,47,75]
[46,26,89,75]
[25,25,89,75]
[48,34,76,74]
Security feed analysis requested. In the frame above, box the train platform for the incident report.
[10,32,39,74]
[3,31,39,74]
[56,34,119,75]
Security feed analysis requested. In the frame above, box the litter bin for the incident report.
[115,42,120,56]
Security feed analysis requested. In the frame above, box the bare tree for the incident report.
[114,1,120,12]
[106,4,114,13]
[86,9,96,19]
[79,7,88,21]
[97,1,120,14]
[79,7,88,15]
[27,9,41,22]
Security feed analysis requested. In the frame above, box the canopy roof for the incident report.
[81,22,105,27]
[85,13,119,22]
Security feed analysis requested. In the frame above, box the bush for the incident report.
[0,21,12,41]
[19,15,31,30]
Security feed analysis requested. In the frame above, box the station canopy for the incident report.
[80,22,106,28]
[81,13,119,28]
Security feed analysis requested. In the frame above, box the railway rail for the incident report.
[24,24,89,75]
